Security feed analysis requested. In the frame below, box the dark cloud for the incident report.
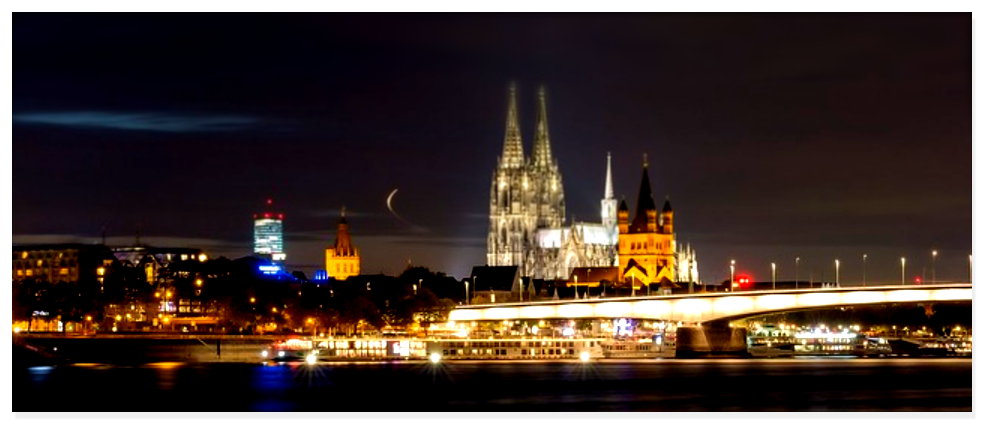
[14,111,262,133]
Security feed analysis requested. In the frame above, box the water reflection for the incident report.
[27,366,53,385]
[145,362,183,391]
[14,359,972,412]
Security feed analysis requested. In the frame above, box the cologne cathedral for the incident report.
[486,84,699,285]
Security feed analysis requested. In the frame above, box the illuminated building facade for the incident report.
[325,207,360,280]
[12,244,114,284]
[253,198,286,262]
[487,85,617,280]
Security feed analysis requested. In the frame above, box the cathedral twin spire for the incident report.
[489,83,566,275]
[499,84,557,170]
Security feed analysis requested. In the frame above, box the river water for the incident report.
[14,358,971,412]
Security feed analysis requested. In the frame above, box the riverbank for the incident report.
[14,334,276,365]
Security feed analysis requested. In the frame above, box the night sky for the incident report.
[13,13,971,283]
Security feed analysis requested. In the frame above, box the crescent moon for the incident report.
[384,188,427,233]
[386,188,406,222]
[386,188,399,213]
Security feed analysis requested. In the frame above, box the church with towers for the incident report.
[486,84,699,288]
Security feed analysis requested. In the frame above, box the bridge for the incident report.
[448,283,972,324]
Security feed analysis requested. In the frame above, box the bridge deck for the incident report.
[448,283,972,323]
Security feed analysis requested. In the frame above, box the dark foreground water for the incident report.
[15,358,971,412]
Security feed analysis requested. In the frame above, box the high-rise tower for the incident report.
[253,198,286,262]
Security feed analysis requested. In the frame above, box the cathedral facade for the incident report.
[486,85,699,284]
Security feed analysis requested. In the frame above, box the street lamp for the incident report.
[771,262,776,291]
[794,257,800,289]
[729,259,736,290]
[834,259,840,287]
[464,280,470,305]
[862,254,867,287]
[900,257,906,286]
[931,250,938,284]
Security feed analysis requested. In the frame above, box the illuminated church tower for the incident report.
[617,155,676,287]
[325,207,360,280]
[253,198,286,262]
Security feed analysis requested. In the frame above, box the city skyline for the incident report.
[13,13,971,281]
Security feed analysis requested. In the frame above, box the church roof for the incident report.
[469,265,520,292]
[332,207,357,256]
[630,158,657,232]
[662,197,673,212]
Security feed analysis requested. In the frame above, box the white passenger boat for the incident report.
[424,338,605,360]
[600,336,676,358]
[746,331,892,357]
[262,337,609,362]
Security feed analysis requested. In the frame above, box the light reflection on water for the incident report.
[26,366,53,385]
[145,362,183,391]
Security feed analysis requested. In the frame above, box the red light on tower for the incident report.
[266,198,273,206]
[914,276,922,284]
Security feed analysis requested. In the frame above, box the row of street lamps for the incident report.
[731,250,972,288]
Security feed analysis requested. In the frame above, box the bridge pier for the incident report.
[675,323,748,358]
